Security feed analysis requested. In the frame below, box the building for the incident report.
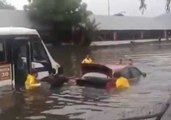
[0,9,171,42]
[90,14,171,41]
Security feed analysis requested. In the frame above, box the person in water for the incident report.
[13,47,27,90]
[128,59,133,65]
[25,69,41,90]
[118,59,123,64]
[81,54,94,64]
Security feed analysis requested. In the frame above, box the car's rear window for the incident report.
[120,68,132,79]
[82,72,108,79]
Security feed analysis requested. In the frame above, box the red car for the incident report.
[76,63,146,88]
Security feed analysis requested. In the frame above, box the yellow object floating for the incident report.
[115,77,130,89]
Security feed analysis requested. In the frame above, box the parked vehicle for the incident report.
[76,63,146,88]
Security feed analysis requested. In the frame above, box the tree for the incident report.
[84,19,100,45]
[71,18,99,46]
[139,0,146,14]
[139,0,171,13]
[0,0,15,10]
[26,0,97,46]
[166,0,171,12]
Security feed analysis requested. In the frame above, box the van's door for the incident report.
[31,38,52,79]
[0,39,12,86]
[13,38,31,88]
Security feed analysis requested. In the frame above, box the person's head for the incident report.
[119,59,122,64]
[30,69,38,77]
[129,58,132,61]
[113,72,121,78]
[128,59,133,65]
[86,54,90,58]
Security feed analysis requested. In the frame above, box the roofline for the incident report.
[99,28,171,31]
[0,27,39,36]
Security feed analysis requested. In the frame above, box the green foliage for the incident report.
[29,0,80,24]
[166,0,171,12]
[139,0,146,14]
[0,0,15,9]
[81,19,99,46]
[140,0,171,13]
[27,0,98,46]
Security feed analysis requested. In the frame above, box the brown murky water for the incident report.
[1,41,171,120]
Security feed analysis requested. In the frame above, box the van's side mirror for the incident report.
[58,67,63,75]
[51,68,56,74]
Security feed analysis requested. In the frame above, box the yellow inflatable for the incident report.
[115,77,130,89]
[25,74,41,90]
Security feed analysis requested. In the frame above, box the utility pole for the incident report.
[108,0,110,16]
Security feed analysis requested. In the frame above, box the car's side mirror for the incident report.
[142,72,147,77]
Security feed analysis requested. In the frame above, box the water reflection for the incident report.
[47,46,92,76]
[1,42,171,119]
[0,88,51,120]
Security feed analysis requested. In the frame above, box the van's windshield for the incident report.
[0,35,49,63]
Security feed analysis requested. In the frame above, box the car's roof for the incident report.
[81,63,113,77]
[80,63,138,77]
[105,64,130,72]
[0,27,38,36]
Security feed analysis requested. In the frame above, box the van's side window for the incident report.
[0,40,5,62]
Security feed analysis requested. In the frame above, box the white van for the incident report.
[0,27,61,88]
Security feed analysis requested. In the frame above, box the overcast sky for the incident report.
[7,0,167,17]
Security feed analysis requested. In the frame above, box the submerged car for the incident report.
[76,63,146,88]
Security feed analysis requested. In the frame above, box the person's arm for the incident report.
[81,59,85,63]
[31,83,41,87]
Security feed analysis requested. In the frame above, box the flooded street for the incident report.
[1,41,171,120]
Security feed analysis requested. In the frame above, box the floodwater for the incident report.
[1,41,171,120]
